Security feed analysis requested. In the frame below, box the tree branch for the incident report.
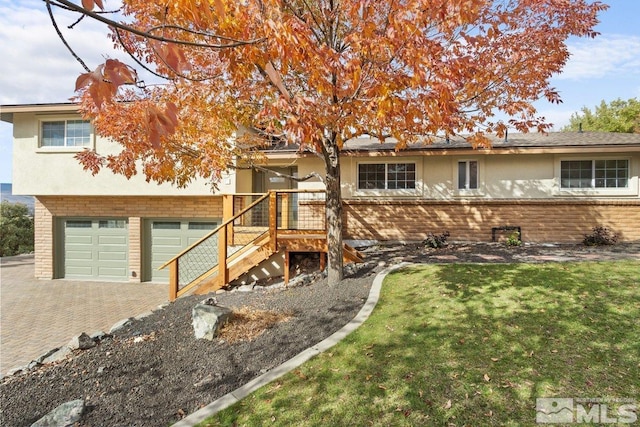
[46,0,266,49]
[45,0,90,72]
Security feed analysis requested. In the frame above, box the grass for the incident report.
[199,261,640,426]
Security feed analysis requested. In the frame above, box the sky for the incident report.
[1,0,640,184]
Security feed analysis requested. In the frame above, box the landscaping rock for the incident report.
[192,301,233,340]
[41,346,72,365]
[31,399,85,427]
[67,333,96,351]
[109,318,133,334]
[89,330,108,341]
[236,283,255,292]
[35,348,60,364]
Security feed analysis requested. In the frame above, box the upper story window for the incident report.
[458,160,478,190]
[358,163,416,190]
[560,160,629,189]
[41,120,91,147]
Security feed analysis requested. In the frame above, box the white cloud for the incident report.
[0,0,127,104]
[558,34,640,81]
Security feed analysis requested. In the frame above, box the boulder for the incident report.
[31,399,85,427]
[192,300,232,340]
[67,332,96,350]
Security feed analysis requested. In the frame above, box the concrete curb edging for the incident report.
[172,263,408,427]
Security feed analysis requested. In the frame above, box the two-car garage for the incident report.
[59,218,219,282]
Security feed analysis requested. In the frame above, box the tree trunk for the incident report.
[322,136,344,286]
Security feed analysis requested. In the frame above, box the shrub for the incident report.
[424,231,450,249]
[583,226,618,246]
[0,201,34,256]
[506,231,522,247]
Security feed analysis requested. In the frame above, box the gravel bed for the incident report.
[0,267,378,426]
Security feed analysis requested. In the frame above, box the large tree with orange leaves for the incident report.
[46,0,607,285]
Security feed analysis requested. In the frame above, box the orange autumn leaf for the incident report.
[151,41,191,75]
[81,0,104,11]
[103,59,137,88]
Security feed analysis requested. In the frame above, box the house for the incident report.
[2,102,639,291]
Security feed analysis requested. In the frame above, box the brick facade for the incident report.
[34,196,224,280]
[34,195,639,281]
[343,199,640,243]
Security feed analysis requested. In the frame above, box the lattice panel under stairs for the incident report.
[175,195,271,290]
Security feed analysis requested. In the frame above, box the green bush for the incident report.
[506,231,522,247]
[0,201,34,257]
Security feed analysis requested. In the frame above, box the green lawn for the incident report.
[199,261,640,426]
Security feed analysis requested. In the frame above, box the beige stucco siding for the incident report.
[296,157,326,191]
[11,112,234,196]
[301,152,639,200]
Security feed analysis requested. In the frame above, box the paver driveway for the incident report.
[0,255,167,374]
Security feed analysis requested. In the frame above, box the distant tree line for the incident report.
[563,98,640,133]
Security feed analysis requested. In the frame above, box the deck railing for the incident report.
[161,190,327,300]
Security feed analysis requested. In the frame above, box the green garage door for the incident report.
[147,220,218,282]
[64,219,128,281]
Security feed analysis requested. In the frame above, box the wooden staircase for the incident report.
[160,190,364,301]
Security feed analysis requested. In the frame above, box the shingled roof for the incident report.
[341,131,640,152]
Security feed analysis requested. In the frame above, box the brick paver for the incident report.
[0,255,167,374]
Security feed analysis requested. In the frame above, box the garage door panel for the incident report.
[66,235,94,245]
[152,237,182,248]
[66,266,94,276]
[98,251,127,261]
[153,246,182,254]
[98,235,127,245]
[98,266,128,277]
[66,250,93,260]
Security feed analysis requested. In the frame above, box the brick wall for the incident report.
[33,195,639,280]
[33,199,54,280]
[343,199,640,243]
[34,196,223,280]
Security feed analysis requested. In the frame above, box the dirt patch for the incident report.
[219,307,294,344]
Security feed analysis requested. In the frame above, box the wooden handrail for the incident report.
[158,192,270,270]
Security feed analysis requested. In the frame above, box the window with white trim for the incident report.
[41,120,91,147]
[458,160,478,190]
[357,163,416,190]
[560,160,629,189]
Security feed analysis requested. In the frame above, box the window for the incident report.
[99,220,127,229]
[561,160,628,189]
[152,222,181,230]
[358,163,416,190]
[66,220,92,228]
[41,120,91,147]
[458,160,478,190]
[188,222,217,230]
